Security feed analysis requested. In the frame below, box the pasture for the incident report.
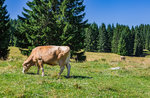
[0,47,150,97]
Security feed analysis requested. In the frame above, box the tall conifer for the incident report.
[133,26,144,56]
[107,24,113,52]
[0,0,10,59]
[17,0,87,55]
[85,23,99,52]
[97,23,109,52]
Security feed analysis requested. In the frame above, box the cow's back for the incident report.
[32,46,70,65]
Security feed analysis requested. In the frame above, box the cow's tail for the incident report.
[57,46,70,62]
[64,46,71,64]
[65,51,70,64]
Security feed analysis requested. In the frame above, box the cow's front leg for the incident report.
[58,66,65,78]
[38,59,44,77]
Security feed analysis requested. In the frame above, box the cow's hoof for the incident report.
[66,76,70,78]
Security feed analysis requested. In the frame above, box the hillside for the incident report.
[0,47,150,97]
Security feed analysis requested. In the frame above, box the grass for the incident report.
[0,47,150,97]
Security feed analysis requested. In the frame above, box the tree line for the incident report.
[85,23,150,56]
[0,0,150,59]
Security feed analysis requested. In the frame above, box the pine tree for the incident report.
[111,24,125,53]
[0,0,10,59]
[133,26,144,56]
[84,27,91,51]
[57,0,88,54]
[145,26,150,50]
[118,26,133,56]
[17,0,87,55]
[97,23,109,52]
[85,23,99,52]
[10,19,18,46]
[107,24,113,52]
[111,24,119,53]
[129,26,135,55]
[17,0,56,50]
[138,24,145,48]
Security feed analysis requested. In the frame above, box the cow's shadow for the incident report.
[26,72,38,75]
[64,75,92,79]
[26,73,92,79]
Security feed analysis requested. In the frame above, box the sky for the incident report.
[5,0,150,27]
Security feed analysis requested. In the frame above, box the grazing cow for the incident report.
[22,46,71,77]
[120,56,126,61]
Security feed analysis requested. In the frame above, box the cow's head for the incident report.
[22,63,32,73]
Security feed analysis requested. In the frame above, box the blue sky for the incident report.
[5,0,150,27]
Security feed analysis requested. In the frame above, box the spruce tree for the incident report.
[107,24,113,52]
[17,0,56,50]
[97,23,109,52]
[118,26,133,56]
[111,24,120,53]
[0,0,10,59]
[145,26,150,50]
[133,26,144,56]
[84,27,91,51]
[85,23,99,52]
[111,24,125,53]
[58,0,88,53]
[129,26,135,55]
[10,19,18,46]
[17,0,87,55]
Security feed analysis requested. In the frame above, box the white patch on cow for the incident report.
[22,68,25,73]
[60,46,68,51]
[41,68,44,77]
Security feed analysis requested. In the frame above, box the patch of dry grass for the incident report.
[85,52,150,69]
[8,47,27,61]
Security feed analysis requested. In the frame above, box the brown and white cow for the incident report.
[22,45,71,77]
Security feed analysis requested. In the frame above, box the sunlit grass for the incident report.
[0,47,150,97]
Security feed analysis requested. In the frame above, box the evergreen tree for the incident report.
[85,22,99,52]
[118,26,133,56]
[138,24,146,49]
[58,0,88,54]
[17,0,87,55]
[111,24,125,53]
[129,26,135,54]
[0,0,10,59]
[111,24,120,53]
[97,23,109,52]
[145,26,150,50]
[107,24,113,52]
[133,26,144,56]
[9,19,18,46]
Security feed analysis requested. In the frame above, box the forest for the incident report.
[1,0,150,59]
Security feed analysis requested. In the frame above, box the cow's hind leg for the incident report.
[58,66,65,78]
[66,63,71,78]
[37,64,40,75]
[38,59,44,77]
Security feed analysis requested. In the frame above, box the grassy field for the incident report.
[0,47,150,97]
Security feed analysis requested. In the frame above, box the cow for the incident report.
[22,46,71,78]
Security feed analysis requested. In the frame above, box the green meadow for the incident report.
[0,47,150,97]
